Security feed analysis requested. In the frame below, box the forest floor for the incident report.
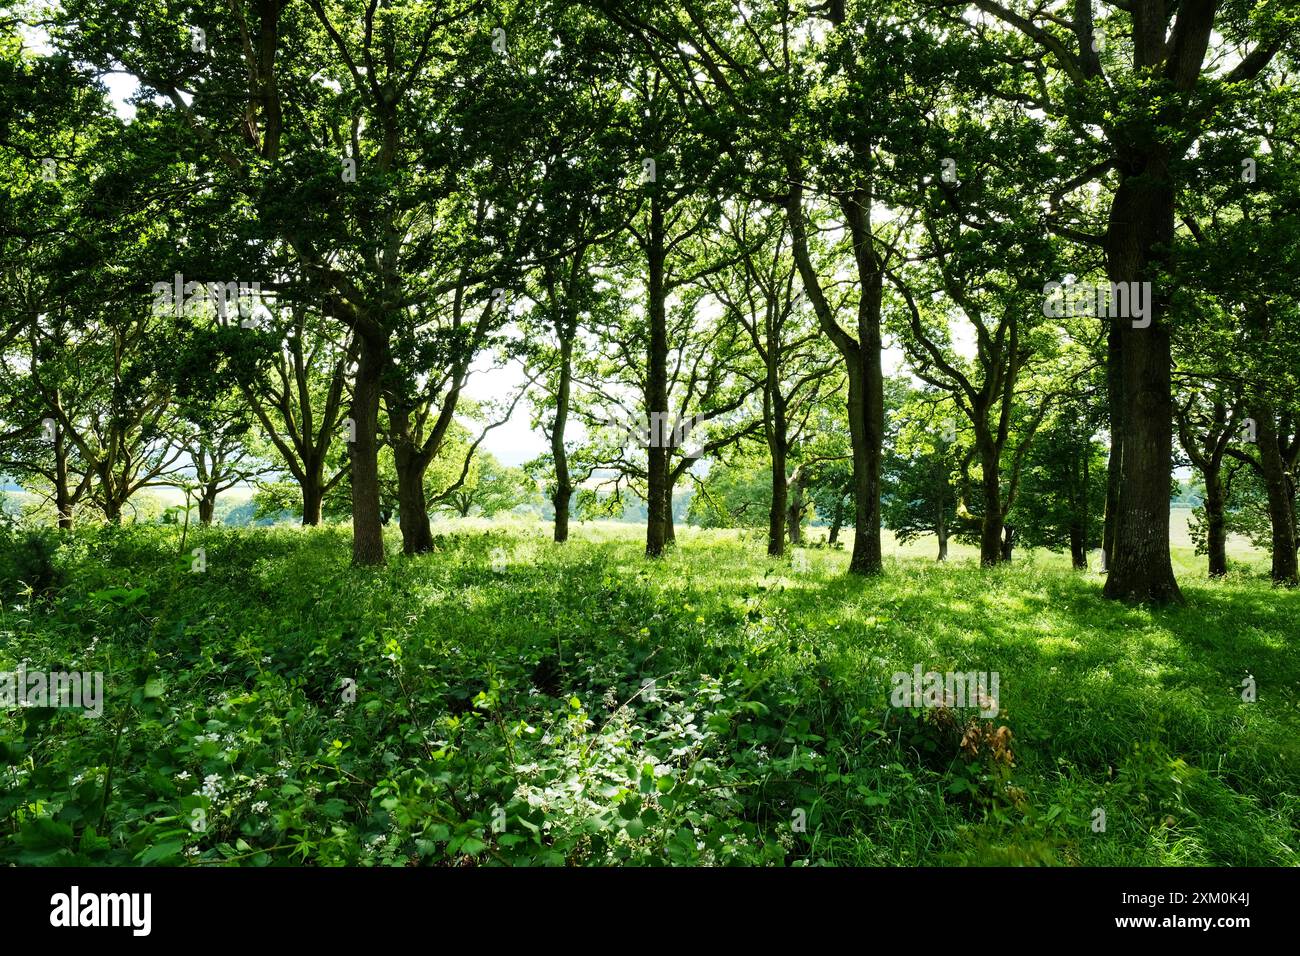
[2,518,1297,866]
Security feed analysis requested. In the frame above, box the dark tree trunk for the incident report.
[979,448,1004,567]
[935,469,948,561]
[198,494,216,525]
[101,482,123,524]
[767,404,788,556]
[1101,165,1182,604]
[1069,524,1087,569]
[1000,525,1014,563]
[768,460,788,557]
[387,399,435,556]
[395,460,433,555]
[349,334,387,566]
[1253,402,1299,586]
[844,363,884,574]
[301,470,324,526]
[645,194,670,558]
[1203,470,1228,577]
[551,331,574,543]
[54,428,72,530]
[552,487,571,542]
[828,494,844,546]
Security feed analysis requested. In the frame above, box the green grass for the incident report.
[2,518,1296,866]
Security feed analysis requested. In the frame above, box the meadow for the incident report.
[2,518,1296,866]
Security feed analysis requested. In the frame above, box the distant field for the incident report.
[5,493,1265,574]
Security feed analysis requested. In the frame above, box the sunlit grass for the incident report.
[3,516,1296,866]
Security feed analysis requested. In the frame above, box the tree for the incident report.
[933,0,1292,602]
[1015,400,1108,569]
[882,385,962,561]
[170,391,265,525]
[702,202,838,555]
[54,0,540,564]
[596,0,948,575]
[439,452,540,518]
[1174,384,1245,576]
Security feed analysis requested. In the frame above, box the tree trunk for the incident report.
[54,428,73,530]
[979,447,1004,567]
[1101,165,1182,604]
[1252,402,1299,586]
[1069,524,1087,569]
[385,397,436,556]
[767,422,787,557]
[198,494,216,526]
[1001,525,1014,563]
[100,475,123,524]
[644,194,670,558]
[844,364,884,574]
[784,158,883,576]
[937,509,948,562]
[1203,469,1228,578]
[395,458,433,555]
[786,466,804,546]
[768,464,788,556]
[349,334,387,566]
[551,332,574,543]
[301,469,324,526]
[828,494,844,546]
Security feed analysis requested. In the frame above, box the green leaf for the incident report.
[139,840,186,865]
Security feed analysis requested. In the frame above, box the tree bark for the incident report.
[301,470,324,526]
[766,385,788,556]
[53,426,73,530]
[1203,470,1228,578]
[1252,402,1299,586]
[844,363,884,574]
[979,447,1004,567]
[828,494,843,546]
[551,333,574,544]
[1069,524,1087,569]
[394,459,434,555]
[349,334,387,566]
[786,466,804,546]
[936,467,948,561]
[391,411,434,555]
[768,455,788,557]
[1101,165,1182,604]
[644,192,670,558]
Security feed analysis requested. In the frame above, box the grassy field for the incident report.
[2,518,1296,866]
